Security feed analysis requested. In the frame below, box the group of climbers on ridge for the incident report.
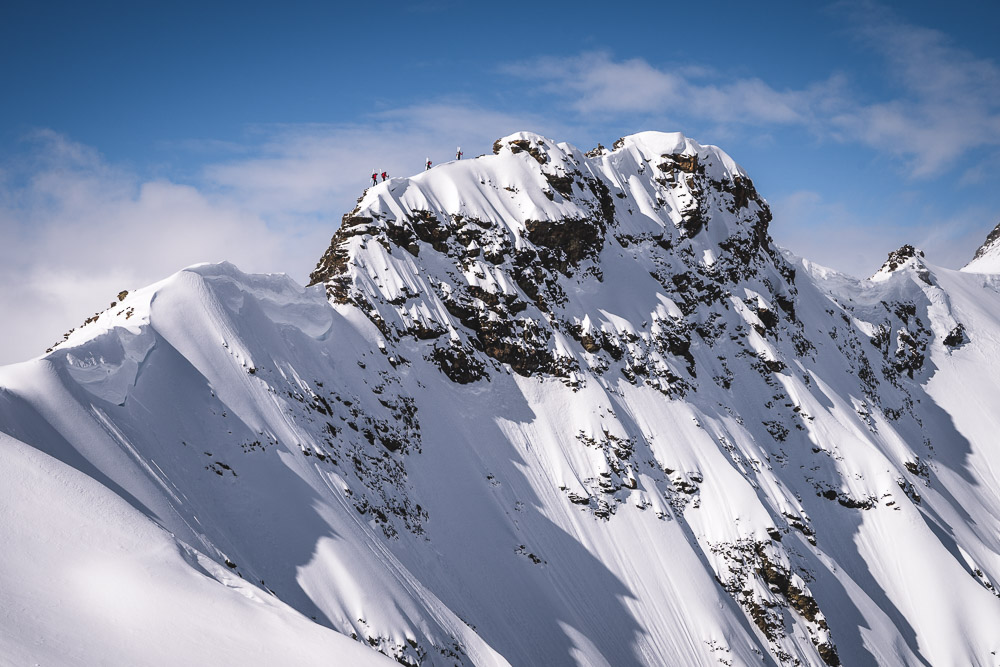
[370,147,464,185]
[426,148,462,171]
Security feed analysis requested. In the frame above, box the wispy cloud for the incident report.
[3,3,997,364]
[0,131,322,364]
[503,52,845,128]
[769,189,992,277]
[0,104,552,364]
[504,6,1000,179]
[830,2,1000,176]
[203,103,555,217]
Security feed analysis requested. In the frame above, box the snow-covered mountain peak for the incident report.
[870,244,927,282]
[490,130,571,164]
[6,131,1000,667]
[963,220,1000,273]
[605,130,747,180]
[310,129,782,388]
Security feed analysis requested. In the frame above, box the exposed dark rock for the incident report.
[409,210,451,252]
[783,513,817,545]
[726,176,758,210]
[943,323,967,348]
[757,307,779,332]
[309,213,382,299]
[879,245,924,274]
[494,137,548,164]
[658,153,701,174]
[474,317,559,376]
[524,217,605,274]
[775,295,796,321]
[897,478,922,504]
[586,178,616,228]
[428,344,486,384]
[893,328,927,379]
[385,221,420,256]
[904,458,930,478]
[544,172,575,197]
[971,221,1000,261]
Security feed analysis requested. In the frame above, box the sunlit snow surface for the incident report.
[3,132,1000,666]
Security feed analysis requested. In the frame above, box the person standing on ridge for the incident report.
[425,158,432,171]
[371,170,378,186]
[381,170,388,182]
[456,147,463,160]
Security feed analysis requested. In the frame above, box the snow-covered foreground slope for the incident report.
[0,430,396,666]
[3,132,1000,666]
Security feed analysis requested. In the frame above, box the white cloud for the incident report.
[0,105,553,365]
[202,103,555,216]
[0,132,320,364]
[504,8,1000,179]
[829,2,1000,176]
[504,52,843,129]
[768,190,991,277]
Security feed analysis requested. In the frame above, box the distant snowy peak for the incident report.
[870,244,927,282]
[963,220,1000,273]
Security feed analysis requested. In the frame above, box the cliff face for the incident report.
[4,132,1000,667]
[310,131,785,391]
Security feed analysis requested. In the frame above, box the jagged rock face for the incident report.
[299,132,1000,665]
[6,132,1000,667]
[311,131,788,395]
[878,244,924,274]
[871,245,934,288]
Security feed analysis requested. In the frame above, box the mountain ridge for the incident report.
[3,131,1000,666]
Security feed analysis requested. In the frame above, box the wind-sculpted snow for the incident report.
[3,132,1000,666]
[0,431,398,667]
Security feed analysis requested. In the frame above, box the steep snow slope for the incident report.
[0,430,396,666]
[3,132,1000,666]
[964,220,1000,273]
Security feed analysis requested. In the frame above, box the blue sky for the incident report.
[1,0,999,363]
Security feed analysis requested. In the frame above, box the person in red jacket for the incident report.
[371,171,378,186]
[425,158,432,170]
[381,171,388,182]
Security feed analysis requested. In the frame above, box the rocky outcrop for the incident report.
[309,132,788,394]
[301,131,991,666]
[971,221,1000,261]
[880,244,924,273]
